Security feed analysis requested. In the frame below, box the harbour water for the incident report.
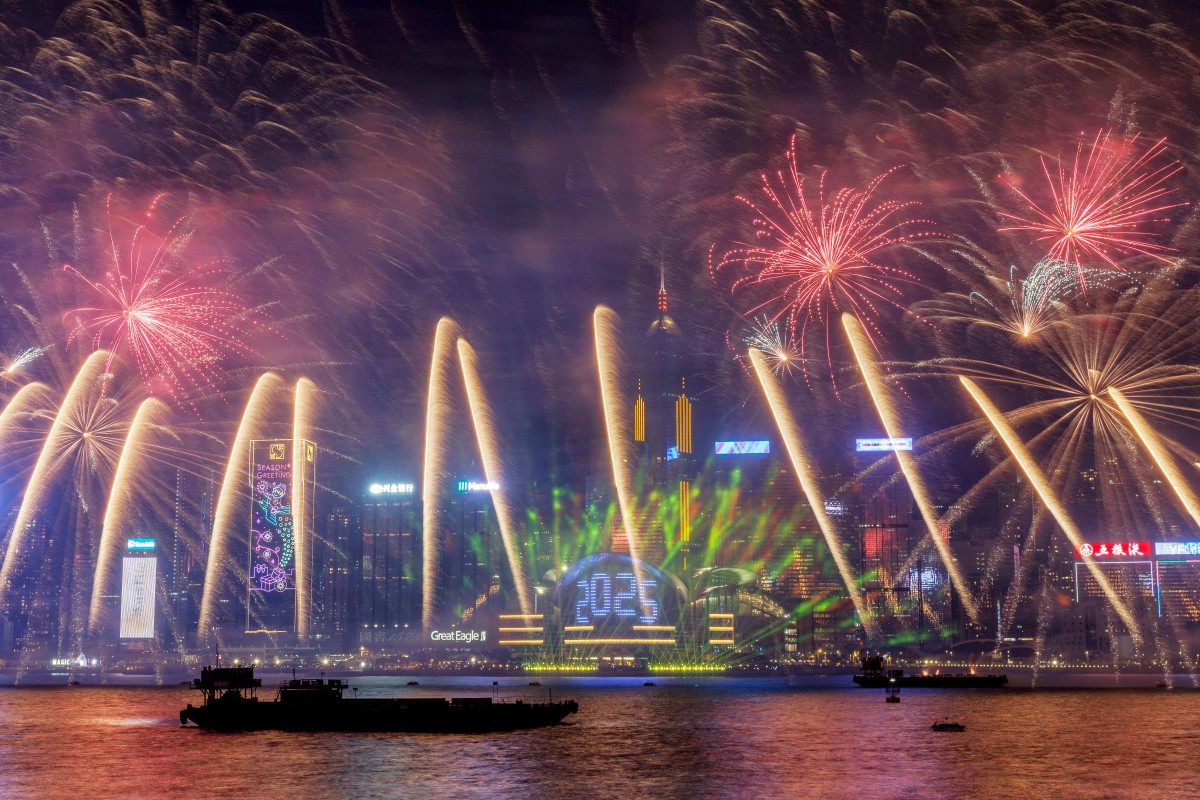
[1,676,1197,799]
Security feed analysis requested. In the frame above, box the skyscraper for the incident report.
[360,483,420,637]
[632,271,695,566]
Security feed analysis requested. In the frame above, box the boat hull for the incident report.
[181,697,579,732]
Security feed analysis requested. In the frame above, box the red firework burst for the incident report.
[999,131,1185,284]
[65,195,259,406]
[713,135,937,389]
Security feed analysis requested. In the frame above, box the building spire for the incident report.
[657,264,668,312]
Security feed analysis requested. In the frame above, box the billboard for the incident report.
[715,440,770,455]
[119,556,157,639]
[1074,541,1152,558]
[1154,542,1200,557]
[248,440,295,631]
[855,438,913,452]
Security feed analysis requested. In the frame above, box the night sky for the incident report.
[2,0,1200,506]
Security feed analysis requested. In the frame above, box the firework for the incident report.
[921,257,1128,342]
[741,315,799,376]
[1,346,51,382]
[842,313,980,624]
[959,376,1143,643]
[713,135,937,389]
[63,196,260,408]
[999,131,1185,283]
[748,347,879,640]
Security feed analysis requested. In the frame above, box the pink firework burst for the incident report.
[65,195,260,407]
[713,135,937,390]
[999,130,1185,285]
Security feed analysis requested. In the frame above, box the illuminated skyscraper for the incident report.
[360,483,420,636]
[246,439,316,635]
[632,271,696,565]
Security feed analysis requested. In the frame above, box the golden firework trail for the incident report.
[748,347,878,639]
[0,351,109,602]
[292,377,317,638]
[959,376,1143,643]
[457,339,533,616]
[0,381,53,450]
[842,313,981,624]
[422,317,460,632]
[1107,386,1200,530]
[199,372,283,636]
[88,397,170,633]
[593,306,646,569]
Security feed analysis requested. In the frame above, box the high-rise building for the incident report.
[246,439,316,635]
[360,483,420,635]
[445,479,500,624]
[632,272,695,566]
[319,505,360,651]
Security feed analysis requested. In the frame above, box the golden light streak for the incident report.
[959,376,1143,642]
[292,377,317,638]
[88,397,170,633]
[0,381,53,451]
[457,339,534,616]
[198,372,283,636]
[841,313,980,624]
[748,347,878,639]
[0,351,109,601]
[422,316,460,632]
[1107,386,1200,530]
[594,305,653,600]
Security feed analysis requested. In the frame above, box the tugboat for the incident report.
[180,665,578,732]
[853,657,1007,688]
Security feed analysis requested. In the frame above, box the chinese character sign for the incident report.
[1075,541,1152,558]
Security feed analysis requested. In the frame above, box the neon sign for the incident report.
[369,482,414,495]
[457,480,498,492]
[430,630,487,643]
[855,437,913,452]
[1154,542,1200,556]
[715,440,770,455]
[126,537,155,551]
[1075,541,1151,558]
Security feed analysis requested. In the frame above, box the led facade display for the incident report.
[556,553,684,646]
[248,440,295,631]
[714,440,770,455]
[855,437,914,452]
[119,556,157,639]
[1154,542,1200,557]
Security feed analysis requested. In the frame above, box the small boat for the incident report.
[931,717,966,732]
[528,680,541,686]
[406,681,420,686]
[885,680,900,703]
[643,681,656,687]
[180,666,578,732]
